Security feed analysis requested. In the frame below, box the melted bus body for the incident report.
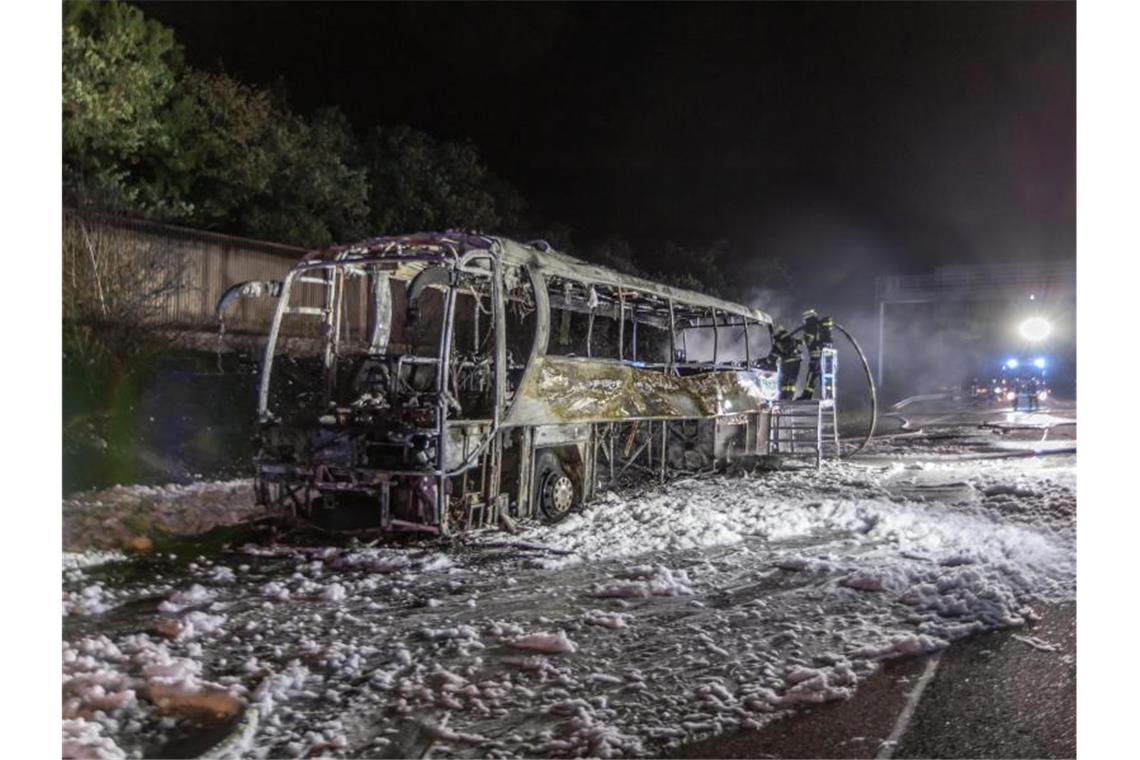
[249,233,778,534]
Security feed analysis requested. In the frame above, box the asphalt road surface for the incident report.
[671,396,1077,760]
[671,601,1074,759]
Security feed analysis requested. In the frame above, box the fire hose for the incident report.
[787,319,878,457]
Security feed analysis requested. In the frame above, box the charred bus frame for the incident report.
[240,233,778,535]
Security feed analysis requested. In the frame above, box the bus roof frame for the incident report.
[302,232,774,327]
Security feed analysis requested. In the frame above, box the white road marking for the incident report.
[877,652,943,759]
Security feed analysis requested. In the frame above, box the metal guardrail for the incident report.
[875,260,1075,303]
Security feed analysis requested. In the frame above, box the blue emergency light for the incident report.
[1033,357,1046,369]
[1005,358,1019,369]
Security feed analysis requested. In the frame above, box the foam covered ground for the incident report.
[61,415,1075,758]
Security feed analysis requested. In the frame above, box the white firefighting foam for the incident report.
[61,445,1074,758]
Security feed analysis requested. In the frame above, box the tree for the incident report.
[587,236,642,275]
[650,240,732,298]
[365,125,524,234]
[242,106,370,246]
[167,71,276,228]
[63,0,187,215]
[172,72,369,247]
[62,3,527,245]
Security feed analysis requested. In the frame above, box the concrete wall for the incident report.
[63,209,307,336]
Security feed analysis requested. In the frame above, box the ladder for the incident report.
[768,399,840,468]
[818,347,837,402]
[767,345,840,468]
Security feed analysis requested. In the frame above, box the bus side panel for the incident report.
[508,356,776,427]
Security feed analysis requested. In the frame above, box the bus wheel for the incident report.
[535,452,578,523]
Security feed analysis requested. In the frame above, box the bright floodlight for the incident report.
[1033,357,1046,369]
[1006,358,1019,369]
[1019,317,1052,342]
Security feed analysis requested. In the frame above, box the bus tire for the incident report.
[534,452,578,523]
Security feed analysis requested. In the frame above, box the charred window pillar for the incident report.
[667,299,677,371]
[712,309,720,365]
[435,270,458,533]
[258,272,295,418]
[618,289,626,360]
[367,270,392,355]
[321,268,342,406]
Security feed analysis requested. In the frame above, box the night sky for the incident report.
[147,1,1075,306]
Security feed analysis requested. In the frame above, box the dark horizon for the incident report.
[146,1,1075,306]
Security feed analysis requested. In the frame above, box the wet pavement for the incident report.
[671,602,1075,759]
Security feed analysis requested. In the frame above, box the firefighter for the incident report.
[800,310,835,400]
[1026,376,1041,412]
[769,326,803,400]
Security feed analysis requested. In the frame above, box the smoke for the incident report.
[734,210,1071,407]
[842,298,1076,406]
[743,285,802,331]
[655,211,1075,408]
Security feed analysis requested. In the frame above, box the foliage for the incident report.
[63,0,187,215]
[564,235,791,307]
[566,237,738,300]
[586,236,642,276]
[61,1,784,303]
[63,1,521,247]
[365,125,525,235]
[172,72,369,247]
[653,240,732,298]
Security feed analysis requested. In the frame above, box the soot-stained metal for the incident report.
[221,232,785,535]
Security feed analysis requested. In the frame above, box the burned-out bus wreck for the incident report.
[225,233,783,535]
